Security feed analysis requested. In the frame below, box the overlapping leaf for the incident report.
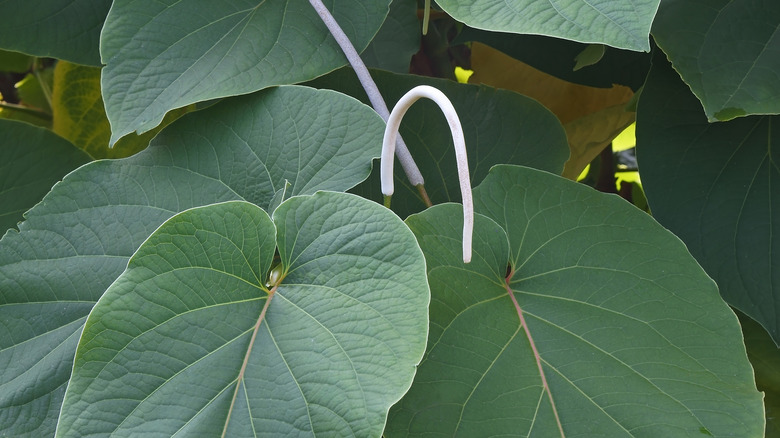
[0,86,384,436]
[387,165,763,436]
[100,0,391,144]
[436,0,660,52]
[637,52,780,344]
[466,42,636,180]
[362,0,421,73]
[739,312,780,436]
[56,194,429,436]
[652,0,780,121]
[309,68,570,217]
[0,0,109,66]
[457,27,651,91]
[0,120,90,232]
[51,61,192,159]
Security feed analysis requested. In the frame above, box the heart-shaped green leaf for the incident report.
[0,120,90,232]
[435,0,659,52]
[100,0,391,145]
[637,51,780,344]
[0,0,108,65]
[0,85,384,436]
[652,0,780,121]
[387,165,763,436]
[57,193,429,436]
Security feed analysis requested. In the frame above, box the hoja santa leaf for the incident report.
[0,120,90,232]
[435,0,659,52]
[56,194,429,436]
[100,0,391,145]
[0,0,109,66]
[652,0,780,121]
[0,85,384,437]
[387,165,763,436]
[637,52,780,344]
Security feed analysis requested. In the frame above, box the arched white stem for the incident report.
[381,85,473,263]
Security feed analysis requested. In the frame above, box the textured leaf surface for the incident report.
[652,0,780,121]
[309,68,569,217]
[0,0,109,65]
[57,195,428,436]
[100,0,391,144]
[51,61,191,159]
[387,165,763,436]
[637,52,780,344]
[0,86,384,436]
[0,120,90,232]
[436,0,659,51]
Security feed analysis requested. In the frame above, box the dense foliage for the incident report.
[1,0,777,436]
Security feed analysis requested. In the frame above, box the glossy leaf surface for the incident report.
[57,194,428,436]
[387,165,763,436]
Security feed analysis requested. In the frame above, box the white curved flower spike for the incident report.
[381,85,473,263]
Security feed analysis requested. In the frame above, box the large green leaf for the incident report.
[652,0,780,121]
[100,0,391,145]
[387,165,763,436]
[0,120,90,232]
[637,52,780,344]
[0,0,109,66]
[56,194,428,436]
[436,0,659,52]
[362,0,420,73]
[0,85,384,437]
[308,68,569,218]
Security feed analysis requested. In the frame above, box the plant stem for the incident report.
[32,59,52,109]
[0,101,52,121]
[308,0,425,187]
[422,0,431,35]
[381,85,472,263]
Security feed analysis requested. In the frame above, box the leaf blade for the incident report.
[637,51,780,343]
[0,85,384,436]
[100,0,391,144]
[436,0,659,51]
[389,165,764,436]
[652,0,780,120]
[57,193,429,436]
